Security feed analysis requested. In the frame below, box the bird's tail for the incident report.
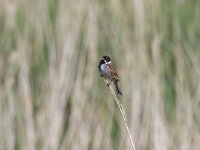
[114,80,122,95]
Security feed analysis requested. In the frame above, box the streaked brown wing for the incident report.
[108,64,120,81]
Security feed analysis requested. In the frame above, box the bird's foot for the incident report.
[106,81,111,87]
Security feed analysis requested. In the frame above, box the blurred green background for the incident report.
[0,0,200,150]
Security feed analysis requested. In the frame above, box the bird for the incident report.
[99,55,122,95]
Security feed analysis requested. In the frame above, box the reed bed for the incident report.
[0,0,200,149]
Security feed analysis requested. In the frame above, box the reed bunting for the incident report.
[99,55,122,95]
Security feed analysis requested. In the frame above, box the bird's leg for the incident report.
[106,80,112,87]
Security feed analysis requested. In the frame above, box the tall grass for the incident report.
[0,0,200,150]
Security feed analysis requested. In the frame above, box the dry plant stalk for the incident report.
[104,79,136,150]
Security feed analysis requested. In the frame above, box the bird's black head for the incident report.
[98,59,105,70]
[99,59,105,65]
[102,55,111,63]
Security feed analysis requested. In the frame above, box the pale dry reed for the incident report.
[103,78,136,150]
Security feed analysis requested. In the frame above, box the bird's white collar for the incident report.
[106,61,111,64]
